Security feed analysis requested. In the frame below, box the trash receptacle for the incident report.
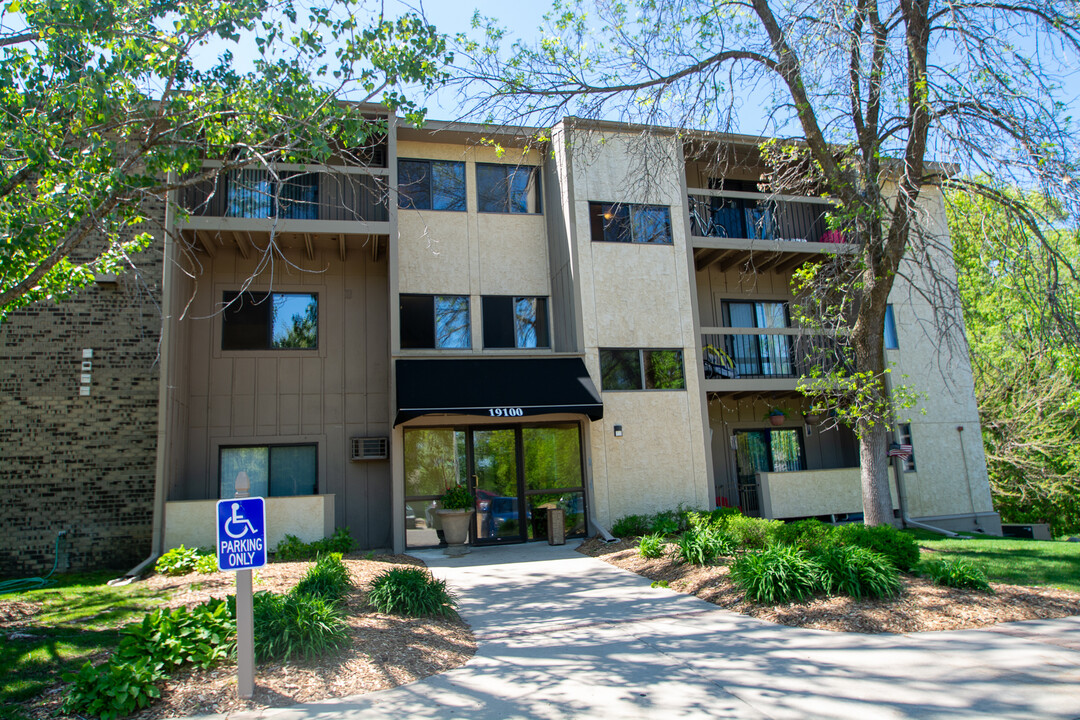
[547,507,566,545]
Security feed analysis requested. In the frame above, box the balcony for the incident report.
[688,191,852,273]
[177,168,391,258]
[701,327,845,393]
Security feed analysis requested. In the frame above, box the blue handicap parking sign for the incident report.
[216,497,267,571]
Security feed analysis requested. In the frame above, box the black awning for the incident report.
[395,357,603,425]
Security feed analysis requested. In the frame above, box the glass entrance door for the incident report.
[471,428,524,542]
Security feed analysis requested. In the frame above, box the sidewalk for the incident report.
[194,542,1080,719]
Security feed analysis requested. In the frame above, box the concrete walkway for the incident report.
[199,542,1080,719]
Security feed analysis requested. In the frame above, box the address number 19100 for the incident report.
[488,407,525,417]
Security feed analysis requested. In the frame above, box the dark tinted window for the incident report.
[477,164,541,213]
[589,202,672,244]
[400,294,471,349]
[644,350,686,389]
[483,296,549,348]
[398,159,466,211]
[600,349,642,390]
[400,294,436,349]
[222,291,318,350]
[220,444,317,498]
[600,348,685,390]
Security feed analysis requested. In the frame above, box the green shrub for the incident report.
[675,527,734,565]
[62,656,164,720]
[367,567,456,617]
[921,557,994,592]
[274,527,355,561]
[706,506,743,526]
[815,545,902,599]
[293,553,353,601]
[440,484,474,510]
[730,545,822,604]
[649,510,682,536]
[194,553,219,574]
[611,514,652,538]
[252,591,350,661]
[724,515,783,550]
[773,519,835,553]
[831,524,920,572]
[155,545,204,576]
[637,532,667,559]
[116,598,236,671]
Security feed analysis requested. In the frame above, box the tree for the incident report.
[455,0,1080,525]
[948,186,1080,535]
[0,0,450,317]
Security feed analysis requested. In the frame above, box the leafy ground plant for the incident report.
[816,545,901,599]
[273,528,356,561]
[367,567,456,617]
[724,515,783,550]
[292,553,354,601]
[611,514,652,538]
[61,656,164,720]
[730,545,822,604]
[675,526,734,566]
[832,524,920,572]
[252,591,350,662]
[154,546,215,576]
[637,532,667,559]
[921,557,994,593]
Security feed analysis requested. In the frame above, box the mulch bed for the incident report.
[12,554,475,720]
[579,537,1080,633]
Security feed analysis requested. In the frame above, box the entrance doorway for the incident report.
[733,428,806,515]
[404,423,588,548]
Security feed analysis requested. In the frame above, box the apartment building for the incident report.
[0,114,1000,573]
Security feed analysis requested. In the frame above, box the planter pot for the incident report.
[769,414,785,426]
[436,509,473,556]
[804,414,821,424]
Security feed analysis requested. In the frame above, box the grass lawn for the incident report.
[0,571,166,720]
[909,529,1080,592]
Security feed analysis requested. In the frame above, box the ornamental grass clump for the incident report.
[730,545,823,604]
[815,545,902,599]
[367,566,456,617]
[637,532,667,559]
[292,552,353,602]
[773,518,835,554]
[675,526,734,566]
[921,557,994,593]
[252,590,350,661]
[831,523,920,572]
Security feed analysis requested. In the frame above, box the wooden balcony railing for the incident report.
[180,169,389,223]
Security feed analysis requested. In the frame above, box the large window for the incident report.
[884,304,899,349]
[588,202,673,244]
[722,300,793,378]
[222,291,318,350]
[400,294,471,349]
[398,159,466,211]
[220,444,317,498]
[599,348,685,390]
[482,296,549,348]
[227,170,318,219]
[476,164,541,213]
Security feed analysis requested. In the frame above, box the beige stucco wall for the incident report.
[395,141,550,352]
[163,494,335,552]
[885,185,996,526]
[759,468,897,519]
[565,128,713,525]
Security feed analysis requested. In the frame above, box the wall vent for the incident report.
[351,436,388,461]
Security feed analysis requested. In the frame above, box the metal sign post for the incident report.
[216,471,266,700]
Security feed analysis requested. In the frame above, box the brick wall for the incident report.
[0,226,164,576]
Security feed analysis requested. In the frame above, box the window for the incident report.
[482,296,550,348]
[227,170,318,219]
[884,304,899,349]
[476,164,541,213]
[222,291,318,350]
[898,423,916,472]
[589,202,673,244]
[599,348,685,390]
[722,300,793,378]
[220,444,317,498]
[400,294,471,349]
[398,159,466,211]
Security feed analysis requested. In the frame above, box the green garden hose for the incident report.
[0,531,65,595]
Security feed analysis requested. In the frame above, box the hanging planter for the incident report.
[766,408,787,426]
[804,412,822,424]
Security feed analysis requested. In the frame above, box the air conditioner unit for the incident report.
[351,436,388,461]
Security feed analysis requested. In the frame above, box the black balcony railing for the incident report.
[702,331,846,380]
[689,194,838,243]
[180,170,389,222]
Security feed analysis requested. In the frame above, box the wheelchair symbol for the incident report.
[224,502,258,539]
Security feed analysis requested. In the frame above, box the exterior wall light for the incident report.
[613,424,623,437]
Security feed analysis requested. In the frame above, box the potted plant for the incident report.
[765,408,787,426]
[436,484,474,556]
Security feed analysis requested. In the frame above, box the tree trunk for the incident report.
[858,416,894,525]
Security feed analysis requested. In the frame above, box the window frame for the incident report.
[218,442,319,499]
[588,202,674,245]
[399,293,473,350]
[397,158,467,212]
[221,290,319,351]
[884,304,900,349]
[475,163,542,214]
[481,295,550,349]
[599,347,686,391]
